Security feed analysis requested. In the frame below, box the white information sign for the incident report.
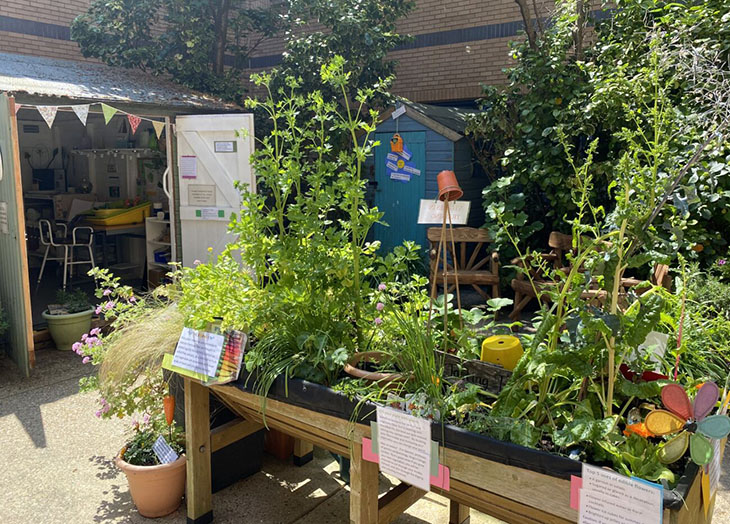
[579,464,662,524]
[709,439,722,497]
[152,436,179,464]
[417,199,471,225]
[180,155,197,179]
[188,184,216,206]
[376,406,431,492]
[172,327,224,378]
[392,105,406,119]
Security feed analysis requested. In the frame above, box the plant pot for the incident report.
[42,308,94,350]
[436,170,463,202]
[115,453,186,518]
[343,351,407,386]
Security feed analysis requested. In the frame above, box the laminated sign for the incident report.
[386,135,420,183]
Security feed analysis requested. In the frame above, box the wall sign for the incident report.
[386,139,420,184]
[214,141,237,153]
[0,201,8,234]
[180,155,197,179]
[188,184,216,206]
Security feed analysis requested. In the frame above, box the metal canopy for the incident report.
[0,52,236,112]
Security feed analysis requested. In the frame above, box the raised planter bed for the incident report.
[180,371,712,524]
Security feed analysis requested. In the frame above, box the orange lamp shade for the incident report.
[437,170,463,202]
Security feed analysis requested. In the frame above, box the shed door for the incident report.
[373,131,427,252]
[175,114,254,267]
[0,95,33,376]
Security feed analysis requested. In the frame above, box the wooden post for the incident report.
[293,438,314,466]
[449,500,470,524]
[350,441,380,524]
[185,378,213,524]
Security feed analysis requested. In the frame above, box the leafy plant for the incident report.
[49,289,92,314]
[0,301,8,339]
[121,416,185,467]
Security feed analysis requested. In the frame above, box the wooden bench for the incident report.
[428,227,500,302]
[510,231,671,321]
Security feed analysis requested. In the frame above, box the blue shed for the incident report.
[366,101,486,254]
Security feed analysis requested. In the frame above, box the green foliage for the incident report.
[52,289,92,314]
[281,0,414,99]
[469,0,730,260]
[122,417,185,467]
[71,0,281,101]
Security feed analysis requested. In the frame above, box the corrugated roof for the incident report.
[401,100,476,135]
[0,52,235,110]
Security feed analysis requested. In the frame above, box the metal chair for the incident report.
[37,219,95,291]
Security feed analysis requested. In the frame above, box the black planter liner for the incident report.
[233,371,697,510]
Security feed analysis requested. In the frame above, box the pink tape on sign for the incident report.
[570,475,582,510]
[431,464,450,491]
[361,437,380,463]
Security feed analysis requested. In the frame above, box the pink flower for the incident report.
[378,283,386,291]
[90,327,101,336]
[82,357,91,364]
[72,342,82,352]
[85,337,98,346]
[129,296,137,303]
[376,302,384,311]
[94,410,102,418]
[102,289,112,296]
[374,317,383,326]
[95,306,102,315]
[194,259,202,265]
[104,301,115,310]
[142,413,150,425]
[81,333,88,342]
[101,403,110,414]
[719,259,727,266]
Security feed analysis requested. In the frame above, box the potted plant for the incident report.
[42,289,94,350]
[75,268,188,517]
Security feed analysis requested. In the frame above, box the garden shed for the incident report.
[0,51,254,377]
[367,100,486,253]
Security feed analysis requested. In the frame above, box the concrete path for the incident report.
[0,349,728,523]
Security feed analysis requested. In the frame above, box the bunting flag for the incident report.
[152,120,165,139]
[37,106,58,129]
[72,105,90,126]
[127,114,142,135]
[101,103,118,124]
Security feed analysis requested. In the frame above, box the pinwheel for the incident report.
[645,382,730,465]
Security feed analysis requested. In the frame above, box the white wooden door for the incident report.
[175,114,254,267]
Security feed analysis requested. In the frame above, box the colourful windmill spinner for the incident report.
[645,382,730,465]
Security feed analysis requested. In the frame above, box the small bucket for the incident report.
[437,170,463,201]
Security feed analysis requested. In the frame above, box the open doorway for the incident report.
[17,107,172,328]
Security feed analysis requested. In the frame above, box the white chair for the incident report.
[37,219,95,291]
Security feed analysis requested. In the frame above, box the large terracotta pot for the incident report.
[115,453,186,518]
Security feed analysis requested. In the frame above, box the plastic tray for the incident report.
[86,202,151,226]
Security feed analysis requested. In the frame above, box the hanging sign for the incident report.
[392,105,406,119]
[386,137,420,183]
[418,199,470,224]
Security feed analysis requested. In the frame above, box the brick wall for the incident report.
[0,0,600,103]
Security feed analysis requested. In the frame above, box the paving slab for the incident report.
[1,349,728,523]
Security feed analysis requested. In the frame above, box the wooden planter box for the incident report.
[181,373,714,524]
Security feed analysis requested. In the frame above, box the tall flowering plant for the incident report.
[77,268,185,449]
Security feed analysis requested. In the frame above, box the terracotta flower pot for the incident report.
[343,351,407,386]
[437,170,463,202]
[115,453,186,518]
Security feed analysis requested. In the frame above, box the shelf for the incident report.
[71,148,163,157]
[148,240,171,246]
[146,217,170,224]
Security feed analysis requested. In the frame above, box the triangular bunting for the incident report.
[101,103,118,124]
[152,120,165,139]
[14,103,21,114]
[37,106,58,128]
[127,114,142,135]
[72,105,90,126]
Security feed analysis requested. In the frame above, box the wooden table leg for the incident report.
[293,438,314,466]
[185,378,213,524]
[350,441,379,524]
[449,500,470,524]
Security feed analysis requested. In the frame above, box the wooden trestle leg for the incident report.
[293,438,314,466]
[350,441,380,524]
[185,378,214,524]
[449,500,471,524]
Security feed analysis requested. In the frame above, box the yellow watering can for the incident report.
[481,335,523,371]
